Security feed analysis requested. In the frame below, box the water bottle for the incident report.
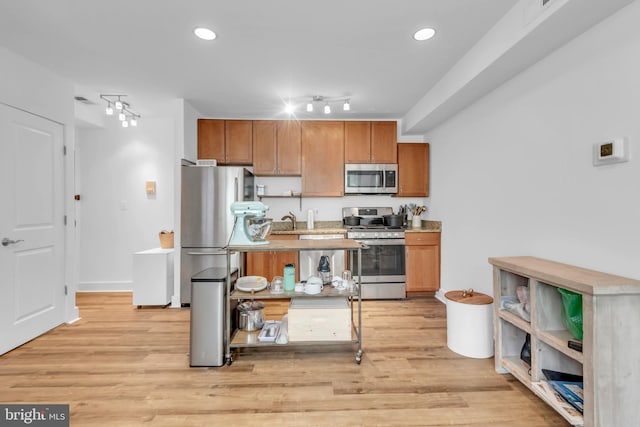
[283,263,295,292]
[318,255,331,285]
[307,209,315,229]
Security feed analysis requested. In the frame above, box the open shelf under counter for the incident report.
[501,355,532,386]
[490,256,640,427]
[497,309,532,334]
[537,329,584,364]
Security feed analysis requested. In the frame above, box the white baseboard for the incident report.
[434,289,446,304]
[77,281,132,292]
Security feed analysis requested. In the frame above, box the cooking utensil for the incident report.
[238,309,264,331]
[343,215,362,226]
[382,214,403,227]
[238,301,265,331]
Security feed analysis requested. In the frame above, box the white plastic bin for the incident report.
[445,290,494,358]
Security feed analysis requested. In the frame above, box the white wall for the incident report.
[0,46,78,322]
[171,99,202,306]
[426,1,640,297]
[76,116,175,291]
[253,174,427,222]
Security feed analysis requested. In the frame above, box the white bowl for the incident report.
[304,276,323,294]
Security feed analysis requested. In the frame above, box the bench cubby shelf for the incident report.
[489,256,640,427]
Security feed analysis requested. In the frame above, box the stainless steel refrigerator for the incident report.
[180,164,254,305]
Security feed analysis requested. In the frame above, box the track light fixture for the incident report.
[100,94,141,128]
[302,95,352,115]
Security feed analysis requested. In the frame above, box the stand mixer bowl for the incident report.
[245,216,272,242]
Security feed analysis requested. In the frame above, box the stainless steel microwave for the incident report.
[344,164,398,194]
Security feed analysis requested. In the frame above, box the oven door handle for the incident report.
[355,239,405,246]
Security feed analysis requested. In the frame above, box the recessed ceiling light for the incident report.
[413,27,436,41]
[194,27,216,41]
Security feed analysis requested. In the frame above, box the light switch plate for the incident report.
[593,138,629,166]
[146,180,156,194]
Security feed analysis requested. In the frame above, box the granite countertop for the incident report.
[405,220,442,233]
[270,220,346,235]
[270,220,442,235]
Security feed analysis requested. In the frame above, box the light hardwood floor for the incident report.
[0,293,568,426]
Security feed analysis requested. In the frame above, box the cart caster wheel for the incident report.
[225,357,233,366]
[355,350,363,364]
[355,357,361,365]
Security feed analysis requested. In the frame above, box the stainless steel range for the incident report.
[342,207,406,299]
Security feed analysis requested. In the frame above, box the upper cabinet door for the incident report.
[301,121,344,196]
[225,120,253,165]
[276,120,301,176]
[397,143,429,197]
[344,121,371,163]
[197,119,225,161]
[253,121,278,175]
[371,121,397,163]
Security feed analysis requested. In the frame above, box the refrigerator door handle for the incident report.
[234,177,238,201]
[187,250,227,256]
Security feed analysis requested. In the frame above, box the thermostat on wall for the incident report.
[593,138,629,166]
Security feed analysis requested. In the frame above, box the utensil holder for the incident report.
[412,215,422,228]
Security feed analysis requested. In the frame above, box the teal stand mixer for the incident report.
[228,201,272,246]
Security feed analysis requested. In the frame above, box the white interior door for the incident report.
[0,103,65,355]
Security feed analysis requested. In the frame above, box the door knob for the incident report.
[2,238,24,247]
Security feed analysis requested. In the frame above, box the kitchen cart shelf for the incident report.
[231,285,359,299]
[225,238,364,365]
[230,328,360,348]
[490,256,640,427]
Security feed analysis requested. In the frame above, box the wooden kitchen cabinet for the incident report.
[344,121,371,163]
[225,120,253,164]
[197,119,225,161]
[197,119,252,165]
[344,121,397,164]
[253,120,301,176]
[405,232,440,293]
[397,143,429,197]
[301,121,344,196]
[371,121,397,163]
[245,234,299,280]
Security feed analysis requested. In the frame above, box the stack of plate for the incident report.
[236,276,267,292]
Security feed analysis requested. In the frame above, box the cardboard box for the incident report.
[288,298,351,341]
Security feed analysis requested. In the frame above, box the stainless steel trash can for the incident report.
[190,267,237,367]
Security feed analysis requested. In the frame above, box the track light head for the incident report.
[100,94,140,128]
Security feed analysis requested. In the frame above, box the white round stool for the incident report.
[445,289,494,358]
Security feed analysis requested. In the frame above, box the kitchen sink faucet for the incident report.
[281,211,297,230]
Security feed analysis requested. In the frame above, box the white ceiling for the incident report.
[0,0,514,123]
[0,0,634,134]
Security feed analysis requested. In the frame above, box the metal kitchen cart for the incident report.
[225,238,364,365]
